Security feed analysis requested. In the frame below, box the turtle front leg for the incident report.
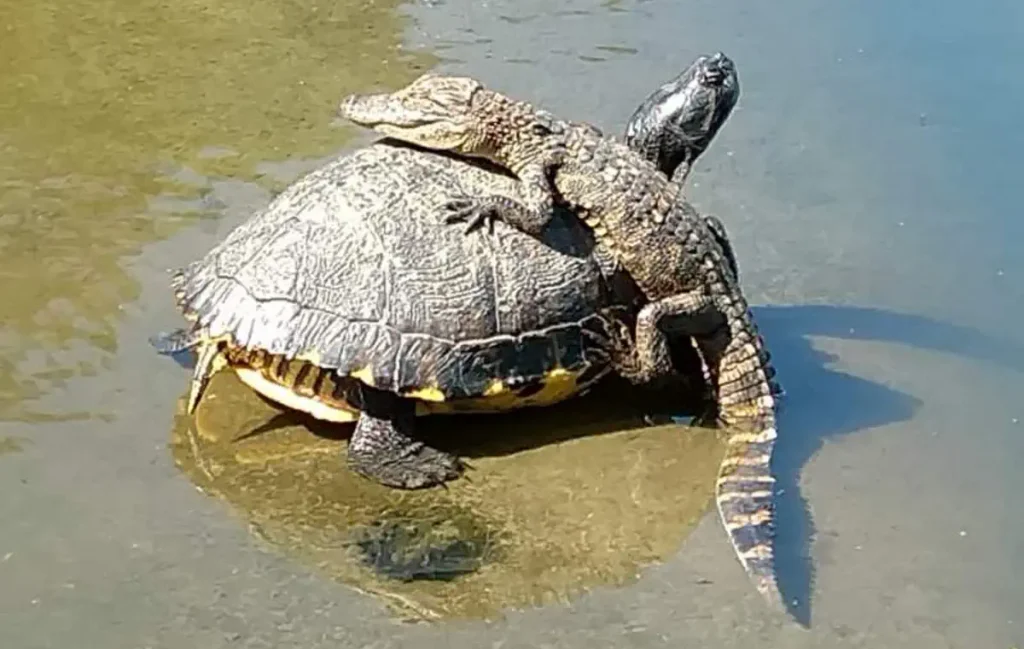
[347,386,463,490]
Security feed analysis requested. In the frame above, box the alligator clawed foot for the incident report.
[443,197,499,234]
[581,321,647,382]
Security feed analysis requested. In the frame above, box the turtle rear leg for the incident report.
[149,327,202,355]
[347,386,463,490]
[186,341,225,414]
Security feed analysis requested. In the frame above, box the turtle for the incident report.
[153,52,742,490]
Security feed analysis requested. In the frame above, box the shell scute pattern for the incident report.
[173,142,637,403]
[393,333,456,395]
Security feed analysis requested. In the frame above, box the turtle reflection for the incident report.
[170,369,725,621]
[351,514,497,582]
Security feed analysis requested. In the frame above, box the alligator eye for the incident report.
[531,122,554,136]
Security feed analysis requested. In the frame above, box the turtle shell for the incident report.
[173,139,643,412]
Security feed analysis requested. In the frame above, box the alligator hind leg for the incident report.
[347,386,463,490]
[584,305,718,422]
[588,291,721,387]
[633,292,723,382]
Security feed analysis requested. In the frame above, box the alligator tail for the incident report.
[706,291,786,613]
[715,403,783,609]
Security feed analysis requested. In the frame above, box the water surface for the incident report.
[2,0,1022,646]
[0,0,433,421]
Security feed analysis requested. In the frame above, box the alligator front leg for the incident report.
[443,141,567,237]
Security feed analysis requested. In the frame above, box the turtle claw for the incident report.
[347,409,464,490]
[349,442,464,490]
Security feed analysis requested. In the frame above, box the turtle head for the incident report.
[694,51,738,87]
[669,52,740,139]
[624,51,740,181]
[339,73,560,164]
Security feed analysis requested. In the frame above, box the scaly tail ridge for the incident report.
[706,291,786,613]
[187,342,224,414]
[716,412,784,610]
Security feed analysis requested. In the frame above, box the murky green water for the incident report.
[0,0,434,421]
[0,435,26,455]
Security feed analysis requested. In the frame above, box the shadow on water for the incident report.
[168,302,1024,624]
[752,303,1024,626]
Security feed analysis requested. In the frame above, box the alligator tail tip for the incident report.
[716,421,784,614]
[755,573,785,613]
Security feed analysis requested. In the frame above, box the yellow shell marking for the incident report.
[483,379,507,396]
[295,349,322,365]
[349,365,376,387]
[197,342,601,425]
[405,385,447,402]
[418,366,584,416]
[233,366,361,423]
[519,367,580,407]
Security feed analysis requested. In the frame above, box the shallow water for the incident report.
[0,0,433,422]
[2,0,1023,646]
[170,370,723,621]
